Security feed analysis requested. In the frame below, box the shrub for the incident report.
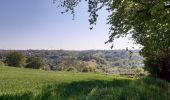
[82,60,98,73]
[5,52,25,67]
[66,67,78,72]
[82,66,97,72]
[57,57,82,71]
[41,65,50,71]
[0,60,5,66]
[143,55,170,81]
[133,67,147,78]
[26,56,47,69]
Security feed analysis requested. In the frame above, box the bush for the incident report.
[26,56,47,69]
[41,65,50,71]
[0,60,5,66]
[144,55,170,81]
[66,67,78,72]
[5,52,25,67]
[82,66,97,72]
[81,60,98,73]
[57,57,82,71]
[133,67,147,78]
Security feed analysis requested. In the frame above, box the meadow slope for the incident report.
[0,66,169,100]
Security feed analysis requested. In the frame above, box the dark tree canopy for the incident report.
[26,56,47,69]
[55,0,170,81]
[5,52,25,67]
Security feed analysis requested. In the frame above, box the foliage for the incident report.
[0,66,170,100]
[41,65,50,71]
[26,56,47,69]
[0,50,144,73]
[133,67,148,78]
[65,67,78,72]
[56,0,170,81]
[108,0,170,81]
[0,60,4,66]
[57,57,81,71]
[82,66,96,72]
[57,57,99,72]
[5,52,25,67]
[82,60,98,72]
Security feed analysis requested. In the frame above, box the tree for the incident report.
[56,0,170,81]
[82,60,98,72]
[5,52,25,67]
[26,56,47,69]
[57,57,80,71]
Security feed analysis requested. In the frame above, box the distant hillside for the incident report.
[0,50,144,73]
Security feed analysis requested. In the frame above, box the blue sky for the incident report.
[0,0,139,50]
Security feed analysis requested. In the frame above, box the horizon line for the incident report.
[0,49,140,51]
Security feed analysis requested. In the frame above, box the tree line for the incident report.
[4,52,48,70]
[0,51,99,72]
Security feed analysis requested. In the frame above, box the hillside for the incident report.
[0,66,169,100]
[0,50,144,74]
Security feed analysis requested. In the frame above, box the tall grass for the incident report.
[0,66,169,100]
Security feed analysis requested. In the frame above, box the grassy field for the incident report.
[0,66,170,100]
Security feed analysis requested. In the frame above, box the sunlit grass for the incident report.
[0,66,169,100]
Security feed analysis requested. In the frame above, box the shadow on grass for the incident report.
[34,79,133,100]
[0,77,169,100]
[0,92,33,100]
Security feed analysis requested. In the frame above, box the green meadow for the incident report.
[0,66,170,100]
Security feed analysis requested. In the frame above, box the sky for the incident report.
[0,0,140,50]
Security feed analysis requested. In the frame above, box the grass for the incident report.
[0,66,170,100]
